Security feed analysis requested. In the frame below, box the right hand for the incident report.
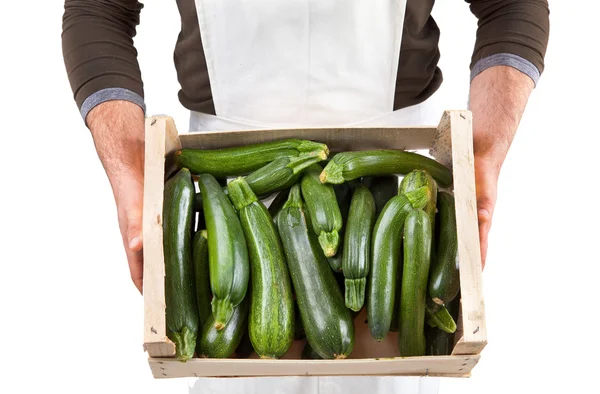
[87,100,145,294]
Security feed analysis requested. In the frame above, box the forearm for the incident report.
[87,101,145,191]
[469,66,534,166]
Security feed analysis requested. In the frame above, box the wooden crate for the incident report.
[142,110,487,379]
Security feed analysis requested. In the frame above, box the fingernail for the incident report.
[129,237,140,249]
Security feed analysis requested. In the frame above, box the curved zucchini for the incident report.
[426,294,460,355]
[398,209,432,357]
[363,175,398,216]
[163,168,198,362]
[426,299,457,334]
[198,174,249,330]
[193,230,212,329]
[197,297,249,358]
[429,192,460,306]
[367,188,430,341]
[245,154,327,198]
[175,139,329,177]
[326,183,353,272]
[227,177,294,359]
[277,185,354,359]
[320,150,452,188]
[342,185,376,311]
[300,164,343,257]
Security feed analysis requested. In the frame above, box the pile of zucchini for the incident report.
[162,138,461,362]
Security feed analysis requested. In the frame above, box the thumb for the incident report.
[126,208,143,252]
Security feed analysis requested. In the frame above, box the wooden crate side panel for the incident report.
[441,111,487,355]
[149,355,480,379]
[143,116,181,358]
[180,127,437,152]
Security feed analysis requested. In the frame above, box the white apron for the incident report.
[188,0,443,392]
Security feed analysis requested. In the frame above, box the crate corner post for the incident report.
[438,110,488,356]
[142,115,182,360]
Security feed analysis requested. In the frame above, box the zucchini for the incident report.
[326,183,353,272]
[320,150,452,188]
[277,185,354,359]
[300,164,343,257]
[429,192,460,306]
[426,299,457,334]
[426,294,460,355]
[193,230,212,329]
[197,297,249,358]
[367,188,430,341]
[175,139,329,177]
[342,185,376,312]
[245,153,327,198]
[294,302,306,340]
[398,209,432,357]
[163,168,198,362]
[389,245,403,332]
[227,177,295,359]
[399,170,438,236]
[301,342,323,359]
[198,174,249,330]
[363,175,398,216]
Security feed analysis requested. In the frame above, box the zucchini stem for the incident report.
[319,160,345,184]
[318,230,340,257]
[212,297,234,330]
[227,177,259,210]
[170,326,197,362]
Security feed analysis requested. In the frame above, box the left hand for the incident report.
[473,154,500,270]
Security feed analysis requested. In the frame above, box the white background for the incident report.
[1,1,599,393]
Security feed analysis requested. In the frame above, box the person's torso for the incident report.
[174,0,442,117]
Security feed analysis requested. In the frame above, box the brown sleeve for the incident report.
[466,0,550,74]
[62,0,145,114]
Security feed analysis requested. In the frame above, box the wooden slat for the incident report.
[142,116,181,358]
[148,355,480,379]
[436,111,487,355]
[180,126,437,153]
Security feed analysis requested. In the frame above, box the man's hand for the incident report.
[87,101,145,293]
[469,66,534,269]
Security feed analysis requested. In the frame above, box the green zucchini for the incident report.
[426,299,457,334]
[277,185,354,359]
[326,183,353,272]
[198,174,249,330]
[389,245,403,332]
[163,168,198,362]
[363,175,398,216]
[300,164,343,257]
[227,177,295,359]
[197,297,249,358]
[429,192,460,306]
[245,153,327,198]
[193,230,212,329]
[399,170,438,236]
[320,150,452,188]
[343,185,376,312]
[175,139,329,177]
[398,209,432,357]
[294,302,306,340]
[301,342,323,359]
[367,188,430,341]
[426,294,460,355]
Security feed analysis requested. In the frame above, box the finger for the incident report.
[124,206,144,294]
[478,208,492,270]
